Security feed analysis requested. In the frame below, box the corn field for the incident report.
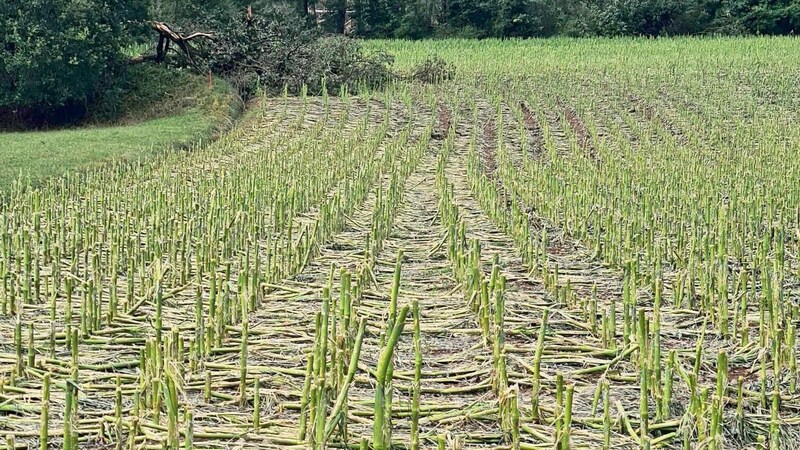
[2,37,800,449]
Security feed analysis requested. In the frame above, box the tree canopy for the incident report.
[317,0,800,38]
[144,0,800,39]
[1,0,147,121]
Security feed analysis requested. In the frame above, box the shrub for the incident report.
[405,56,455,84]
[172,5,395,97]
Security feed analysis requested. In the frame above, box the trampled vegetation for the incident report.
[2,37,800,450]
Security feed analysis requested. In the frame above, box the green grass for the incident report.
[0,113,214,190]
[0,65,241,192]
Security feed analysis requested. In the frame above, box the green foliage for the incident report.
[0,67,239,189]
[350,0,799,38]
[354,0,403,37]
[403,55,455,83]
[150,0,302,23]
[0,0,147,123]
[739,0,800,34]
[495,0,561,37]
[178,5,394,96]
[315,37,396,91]
[323,0,348,34]
[395,2,435,39]
[90,65,240,124]
[445,0,497,37]
[616,0,712,36]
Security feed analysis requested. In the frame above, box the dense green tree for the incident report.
[324,0,348,34]
[150,0,306,24]
[153,0,800,40]
[495,0,561,37]
[559,0,714,36]
[445,0,496,36]
[621,0,713,35]
[396,0,437,39]
[1,0,147,121]
[349,0,799,38]
[495,0,536,37]
[354,0,402,37]
[735,0,799,34]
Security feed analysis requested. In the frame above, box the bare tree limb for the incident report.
[129,21,214,67]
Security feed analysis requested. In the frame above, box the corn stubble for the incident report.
[3,38,800,450]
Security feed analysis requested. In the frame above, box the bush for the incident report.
[314,37,396,93]
[405,56,455,84]
[174,5,394,97]
[0,0,147,125]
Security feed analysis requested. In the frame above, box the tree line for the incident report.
[350,0,798,38]
[169,0,799,38]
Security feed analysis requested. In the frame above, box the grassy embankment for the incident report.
[0,65,241,191]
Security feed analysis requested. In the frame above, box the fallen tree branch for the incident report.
[129,21,214,67]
